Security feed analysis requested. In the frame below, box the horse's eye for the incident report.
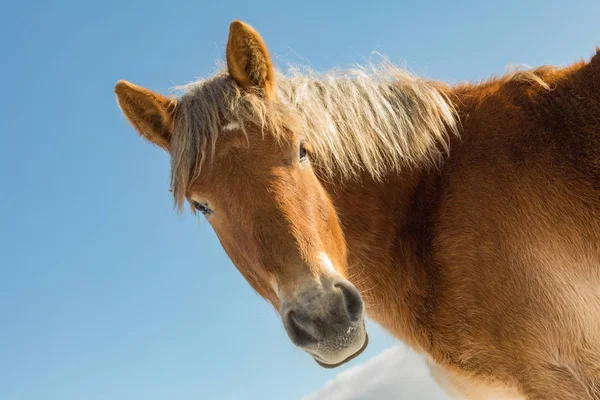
[193,202,211,215]
[299,142,307,161]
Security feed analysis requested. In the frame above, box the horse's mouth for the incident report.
[313,333,369,369]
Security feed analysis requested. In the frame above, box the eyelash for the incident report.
[193,202,211,215]
[299,142,307,161]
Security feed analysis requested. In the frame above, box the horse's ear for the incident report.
[114,80,177,150]
[226,20,275,99]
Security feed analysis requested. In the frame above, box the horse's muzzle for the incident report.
[281,279,367,368]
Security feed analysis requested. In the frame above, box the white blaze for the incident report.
[270,276,280,298]
[222,121,240,131]
[319,252,336,273]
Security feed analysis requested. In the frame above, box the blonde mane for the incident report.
[169,63,459,207]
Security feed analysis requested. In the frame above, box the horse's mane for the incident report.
[169,62,460,208]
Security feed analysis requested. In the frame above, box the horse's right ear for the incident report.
[114,80,177,150]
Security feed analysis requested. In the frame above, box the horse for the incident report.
[114,21,600,399]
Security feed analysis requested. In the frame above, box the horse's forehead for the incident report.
[222,121,241,132]
[189,129,289,188]
[215,122,288,154]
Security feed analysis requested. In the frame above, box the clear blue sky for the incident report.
[0,1,598,399]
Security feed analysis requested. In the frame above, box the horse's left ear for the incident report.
[114,80,177,150]
[226,20,275,99]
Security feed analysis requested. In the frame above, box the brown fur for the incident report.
[226,20,276,99]
[114,80,177,149]
[115,22,600,399]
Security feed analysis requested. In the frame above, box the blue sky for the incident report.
[0,1,598,399]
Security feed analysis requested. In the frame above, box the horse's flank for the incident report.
[327,53,600,398]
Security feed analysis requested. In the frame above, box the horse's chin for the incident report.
[313,333,369,369]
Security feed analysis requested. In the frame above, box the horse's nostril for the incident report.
[335,282,364,322]
[283,282,364,349]
[285,310,319,347]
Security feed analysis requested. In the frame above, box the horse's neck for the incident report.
[320,167,439,350]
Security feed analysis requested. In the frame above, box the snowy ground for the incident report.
[302,346,450,400]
